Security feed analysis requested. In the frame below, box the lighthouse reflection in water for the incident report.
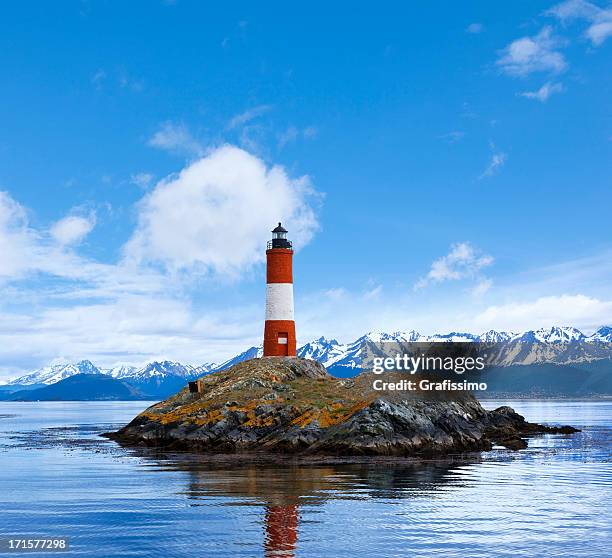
[170,457,472,558]
[183,462,331,558]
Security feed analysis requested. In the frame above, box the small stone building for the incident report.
[188,379,205,393]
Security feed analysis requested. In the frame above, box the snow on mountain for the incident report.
[194,362,218,375]
[427,332,479,342]
[478,330,513,343]
[362,330,426,343]
[8,360,101,386]
[514,326,586,344]
[129,361,198,381]
[108,361,216,380]
[485,326,605,366]
[589,326,612,343]
[5,325,611,386]
[315,340,361,375]
[296,336,360,370]
[106,365,138,379]
[8,359,202,387]
[297,336,340,360]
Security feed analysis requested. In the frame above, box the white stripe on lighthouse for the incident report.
[265,283,294,321]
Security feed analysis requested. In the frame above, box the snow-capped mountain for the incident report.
[10,359,215,387]
[8,360,101,386]
[427,332,480,342]
[5,326,611,387]
[479,330,514,343]
[297,336,340,360]
[298,335,363,374]
[587,326,612,343]
[106,365,138,379]
[126,361,198,381]
[513,326,586,344]
[115,361,206,397]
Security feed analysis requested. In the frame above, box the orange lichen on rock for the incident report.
[243,411,277,428]
[318,401,369,428]
[291,409,317,427]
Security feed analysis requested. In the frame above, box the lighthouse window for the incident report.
[278,333,288,345]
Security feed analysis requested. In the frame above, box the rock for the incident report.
[106,357,579,457]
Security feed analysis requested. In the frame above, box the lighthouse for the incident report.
[263,223,296,357]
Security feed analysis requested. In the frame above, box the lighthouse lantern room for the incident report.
[263,223,296,357]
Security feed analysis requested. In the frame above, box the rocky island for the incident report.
[108,357,578,456]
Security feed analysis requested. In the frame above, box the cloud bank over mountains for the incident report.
[0,145,322,379]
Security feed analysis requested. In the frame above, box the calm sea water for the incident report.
[0,400,610,558]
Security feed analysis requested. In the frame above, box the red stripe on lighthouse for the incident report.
[266,249,293,283]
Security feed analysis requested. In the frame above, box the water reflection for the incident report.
[124,450,481,557]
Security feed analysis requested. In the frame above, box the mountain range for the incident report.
[2,326,611,399]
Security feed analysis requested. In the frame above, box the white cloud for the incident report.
[439,131,465,143]
[130,172,154,189]
[0,291,264,380]
[118,71,144,92]
[91,69,106,88]
[0,191,161,288]
[124,145,320,276]
[303,126,318,139]
[228,105,272,130]
[548,0,612,45]
[480,145,507,178]
[519,81,564,101]
[324,287,347,300]
[148,122,203,156]
[50,213,96,246]
[0,191,38,279]
[415,242,494,289]
[363,284,383,300]
[466,23,484,34]
[278,126,299,149]
[472,294,612,332]
[91,69,144,92]
[547,0,601,20]
[226,106,274,153]
[0,193,94,279]
[497,26,567,77]
[587,19,612,43]
[0,190,262,379]
[278,125,318,149]
[471,278,493,297]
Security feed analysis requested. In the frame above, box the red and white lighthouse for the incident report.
[263,223,296,357]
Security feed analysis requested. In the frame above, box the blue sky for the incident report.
[0,1,611,378]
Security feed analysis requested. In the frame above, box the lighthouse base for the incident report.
[263,320,296,357]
